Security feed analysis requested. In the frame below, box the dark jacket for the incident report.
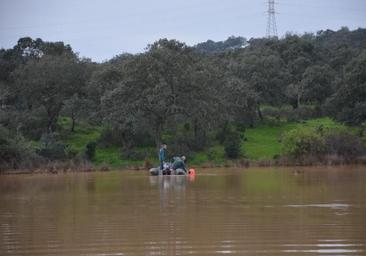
[172,157,187,173]
[159,148,166,162]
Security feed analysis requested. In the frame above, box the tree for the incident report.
[237,48,288,120]
[301,64,335,105]
[102,39,211,148]
[285,57,312,108]
[330,50,366,124]
[87,54,132,123]
[224,128,242,159]
[195,36,248,53]
[61,94,91,132]
[13,55,87,133]
[222,76,257,127]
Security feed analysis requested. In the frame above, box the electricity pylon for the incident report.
[266,0,278,38]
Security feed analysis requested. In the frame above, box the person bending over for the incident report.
[171,156,187,175]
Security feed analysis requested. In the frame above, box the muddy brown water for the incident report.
[1,166,366,255]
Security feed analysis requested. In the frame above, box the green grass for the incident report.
[59,117,124,166]
[59,117,157,167]
[187,145,227,165]
[94,147,146,167]
[244,123,297,160]
[59,117,102,150]
[244,117,347,160]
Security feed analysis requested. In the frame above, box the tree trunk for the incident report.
[256,104,263,121]
[193,119,199,139]
[297,93,301,108]
[46,105,61,134]
[71,111,76,132]
[47,116,57,133]
[290,98,298,109]
[154,121,163,149]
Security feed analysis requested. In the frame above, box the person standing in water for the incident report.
[159,143,167,171]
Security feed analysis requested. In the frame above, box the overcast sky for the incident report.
[1,0,365,62]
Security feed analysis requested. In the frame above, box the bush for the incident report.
[121,147,155,161]
[224,129,242,159]
[261,107,282,120]
[0,126,40,169]
[287,105,318,122]
[324,130,365,161]
[132,132,155,148]
[98,127,155,148]
[169,140,192,157]
[206,147,225,163]
[85,141,96,160]
[281,127,325,160]
[336,102,366,125]
[37,133,68,160]
[360,122,366,144]
[262,116,282,127]
[167,125,210,156]
[18,108,48,140]
[97,127,123,148]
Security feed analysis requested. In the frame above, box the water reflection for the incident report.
[149,175,194,209]
[149,175,191,191]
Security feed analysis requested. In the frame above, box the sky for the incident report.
[1,0,365,62]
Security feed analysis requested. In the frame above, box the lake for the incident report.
[1,166,366,255]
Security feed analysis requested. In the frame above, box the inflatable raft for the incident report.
[149,167,196,176]
[149,167,187,176]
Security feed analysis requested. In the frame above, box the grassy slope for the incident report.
[244,118,346,160]
[59,117,353,166]
[59,117,155,167]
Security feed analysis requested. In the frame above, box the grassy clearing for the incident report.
[59,117,157,167]
[244,123,297,160]
[59,117,101,148]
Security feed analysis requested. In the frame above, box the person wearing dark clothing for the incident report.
[159,144,167,171]
[171,156,187,174]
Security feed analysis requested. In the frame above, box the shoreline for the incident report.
[2,156,366,175]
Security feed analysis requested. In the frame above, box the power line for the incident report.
[266,0,278,38]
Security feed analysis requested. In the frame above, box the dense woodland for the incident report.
[1,27,366,170]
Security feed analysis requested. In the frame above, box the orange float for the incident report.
[188,168,196,176]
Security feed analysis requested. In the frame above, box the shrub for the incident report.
[143,158,153,169]
[281,127,325,160]
[224,129,242,159]
[216,123,230,144]
[37,133,68,160]
[18,109,48,140]
[262,116,282,127]
[167,125,210,156]
[0,126,40,169]
[85,141,96,160]
[121,147,155,161]
[98,127,155,148]
[207,147,224,161]
[336,102,366,125]
[287,105,318,122]
[324,130,365,161]
[98,127,123,148]
[360,122,366,144]
[261,107,282,120]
